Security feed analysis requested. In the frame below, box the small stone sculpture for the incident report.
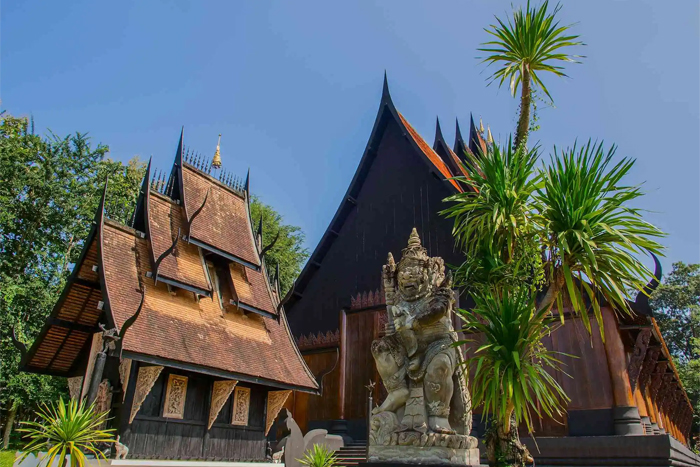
[273,409,344,467]
[114,435,129,459]
[369,229,478,466]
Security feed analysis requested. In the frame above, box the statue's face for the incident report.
[397,263,429,301]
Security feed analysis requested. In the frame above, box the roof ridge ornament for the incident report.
[212,134,222,169]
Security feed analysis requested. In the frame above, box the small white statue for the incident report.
[114,435,129,460]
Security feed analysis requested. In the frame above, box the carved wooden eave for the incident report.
[297,329,340,351]
[350,288,385,311]
[265,390,292,435]
[286,74,465,315]
[208,380,238,430]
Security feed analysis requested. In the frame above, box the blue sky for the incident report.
[3,0,699,272]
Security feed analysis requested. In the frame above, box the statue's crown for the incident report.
[399,228,429,267]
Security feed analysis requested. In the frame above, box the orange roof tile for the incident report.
[398,113,462,192]
[148,192,211,292]
[101,221,317,391]
[182,166,260,268]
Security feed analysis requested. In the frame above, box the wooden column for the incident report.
[338,308,348,420]
[634,387,651,434]
[602,308,643,435]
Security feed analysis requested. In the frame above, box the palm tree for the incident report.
[443,140,664,466]
[457,286,569,466]
[480,1,583,151]
[18,398,115,467]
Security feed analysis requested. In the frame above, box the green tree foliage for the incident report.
[0,114,145,447]
[18,398,115,467]
[249,196,309,295]
[480,0,583,150]
[651,262,700,448]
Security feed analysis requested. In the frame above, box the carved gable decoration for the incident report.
[129,365,163,423]
[163,374,188,419]
[67,376,83,401]
[265,390,292,435]
[119,358,132,401]
[208,380,237,429]
[231,386,251,426]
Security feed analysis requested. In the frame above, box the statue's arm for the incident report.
[414,288,452,326]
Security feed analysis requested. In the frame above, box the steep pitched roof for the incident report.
[433,117,469,178]
[147,191,211,294]
[181,165,261,270]
[286,75,462,313]
[101,220,317,391]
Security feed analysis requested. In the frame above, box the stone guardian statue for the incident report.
[369,228,478,466]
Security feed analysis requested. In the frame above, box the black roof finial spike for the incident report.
[433,116,444,150]
[245,168,250,194]
[175,126,184,168]
[381,70,393,104]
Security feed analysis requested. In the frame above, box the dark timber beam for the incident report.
[49,318,99,334]
[74,277,101,290]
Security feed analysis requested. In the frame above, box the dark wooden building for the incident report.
[284,77,698,466]
[22,134,319,461]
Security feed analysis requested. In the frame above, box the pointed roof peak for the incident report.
[175,127,184,167]
[245,168,250,194]
[435,116,444,139]
[433,116,446,151]
[455,118,465,149]
[381,71,393,105]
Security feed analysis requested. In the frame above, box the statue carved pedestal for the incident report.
[368,229,479,466]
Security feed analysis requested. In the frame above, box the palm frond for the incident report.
[479,0,584,102]
[18,398,115,467]
[456,286,570,433]
[534,140,666,330]
[443,140,542,287]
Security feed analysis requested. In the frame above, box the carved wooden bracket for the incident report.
[208,380,237,430]
[649,361,668,400]
[67,376,84,401]
[628,329,652,392]
[265,390,292,435]
[638,347,661,391]
[119,358,132,402]
[129,365,163,423]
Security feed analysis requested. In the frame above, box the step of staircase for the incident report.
[335,442,367,467]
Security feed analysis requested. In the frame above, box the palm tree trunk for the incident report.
[514,66,532,152]
[2,401,18,449]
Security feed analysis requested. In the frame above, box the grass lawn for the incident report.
[0,451,15,467]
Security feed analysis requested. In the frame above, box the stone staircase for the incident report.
[334,441,367,467]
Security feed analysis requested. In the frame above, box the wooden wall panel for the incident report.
[294,350,341,433]
[120,364,268,461]
[344,311,380,420]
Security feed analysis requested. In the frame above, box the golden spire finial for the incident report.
[479,117,485,134]
[487,126,493,144]
[211,134,222,169]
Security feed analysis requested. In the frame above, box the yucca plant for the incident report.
[446,139,540,260]
[298,444,338,467]
[534,140,665,330]
[18,398,115,467]
[457,286,569,466]
[480,1,583,150]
